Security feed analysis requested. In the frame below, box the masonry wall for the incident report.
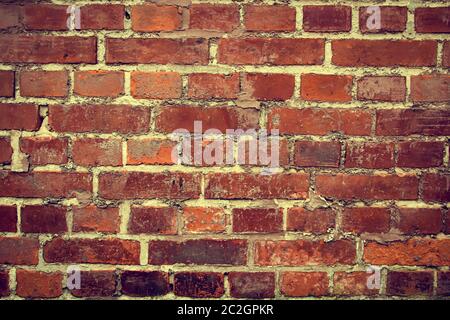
[0,0,449,300]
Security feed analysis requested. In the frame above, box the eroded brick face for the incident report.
[0,1,448,300]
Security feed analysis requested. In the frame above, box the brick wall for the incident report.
[0,1,449,299]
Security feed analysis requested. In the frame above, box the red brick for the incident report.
[0,103,41,131]
[0,71,14,97]
[71,271,116,297]
[20,71,68,98]
[121,271,169,297]
[255,240,355,266]
[16,270,63,299]
[129,207,177,235]
[72,138,122,167]
[294,141,341,167]
[49,104,150,134]
[149,239,247,265]
[218,38,325,65]
[0,35,96,64]
[422,174,450,202]
[364,239,450,266]
[74,71,124,97]
[73,205,120,234]
[0,171,92,198]
[360,6,407,33]
[127,138,176,165]
[21,205,67,234]
[0,206,16,232]
[316,174,418,200]
[397,141,444,168]
[0,269,9,297]
[131,72,181,99]
[397,208,442,235]
[0,5,20,29]
[387,271,433,296]
[229,272,275,299]
[188,73,239,99]
[334,272,379,296]
[0,138,12,164]
[237,137,290,167]
[0,237,39,265]
[232,208,283,233]
[106,38,208,65]
[23,4,68,31]
[332,40,437,67]
[287,208,335,234]
[243,73,295,101]
[437,272,450,295]
[411,75,450,102]
[444,42,450,67]
[183,207,226,233]
[244,5,296,32]
[268,108,371,136]
[345,142,395,169]
[190,4,239,32]
[301,74,352,102]
[132,4,182,32]
[20,137,68,166]
[357,76,406,102]
[281,272,328,297]
[155,106,259,133]
[415,7,450,33]
[99,171,201,200]
[303,6,351,32]
[175,272,224,298]
[44,238,140,265]
[205,173,308,200]
[80,4,124,30]
[376,109,450,136]
[341,207,391,234]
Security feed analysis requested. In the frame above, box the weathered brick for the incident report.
[218,38,325,65]
[243,73,295,101]
[49,105,150,134]
[129,207,177,235]
[332,40,437,66]
[23,4,68,31]
[189,4,239,32]
[364,239,450,266]
[437,272,450,295]
[99,172,201,200]
[334,272,379,296]
[316,174,418,200]
[73,205,120,234]
[397,141,444,168]
[188,73,239,99]
[80,4,124,30]
[20,71,68,98]
[175,272,224,298]
[148,239,247,265]
[411,75,450,102]
[444,42,450,67]
[127,138,177,165]
[341,207,391,234]
[0,269,9,297]
[0,237,39,265]
[132,4,182,32]
[255,240,355,266]
[232,208,283,233]
[205,173,309,200]
[281,272,328,297]
[0,103,41,131]
[74,71,124,97]
[229,272,275,299]
[294,141,341,167]
[106,38,208,65]
[0,71,14,97]
[360,6,407,33]
[0,206,16,232]
[0,171,92,198]
[20,137,68,166]
[0,35,96,64]
[183,207,226,233]
[131,72,181,99]
[0,138,12,165]
[71,271,116,297]
[268,108,371,136]
[44,238,140,265]
[244,5,296,32]
[72,138,122,167]
[0,5,20,29]
[16,270,63,298]
[21,205,67,234]
[357,76,406,102]
[345,142,395,169]
[423,174,450,202]
[301,74,352,102]
[387,271,433,296]
[397,208,442,235]
[415,7,450,33]
[303,6,351,32]
[287,208,335,234]
[121,271,169,297]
